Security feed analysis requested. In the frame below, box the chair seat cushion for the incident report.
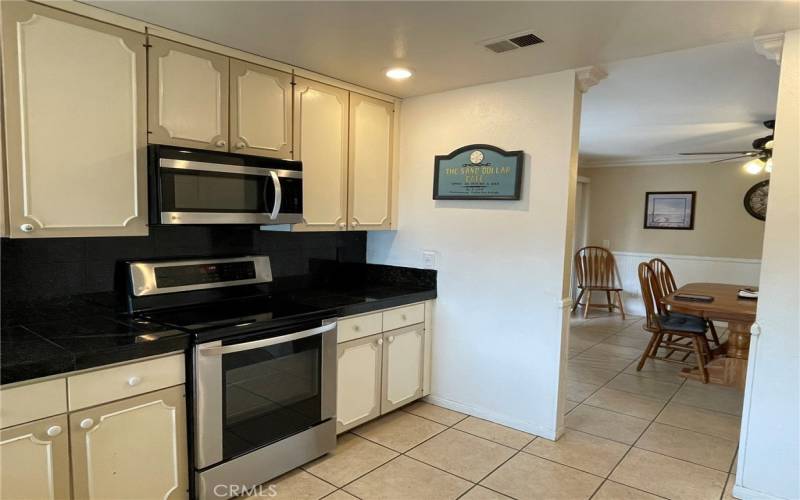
[657,312,708,334]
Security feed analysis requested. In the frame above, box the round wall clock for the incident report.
[744,180,769,221]
[469,150,484,164]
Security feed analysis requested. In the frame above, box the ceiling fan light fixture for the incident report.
[744,158,765,175]
[385,67,413,80]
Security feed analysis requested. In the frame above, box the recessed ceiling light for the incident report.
[385,67,413,80]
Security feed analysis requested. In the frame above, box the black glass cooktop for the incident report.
[141,294,328,335]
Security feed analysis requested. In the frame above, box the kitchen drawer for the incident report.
[383,303,425,331]
[68,354,185,410]
[338,312,383,343]
[0,378,67,429]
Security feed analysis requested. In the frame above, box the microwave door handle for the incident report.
[198,322,336,356]
[268,170,281,220]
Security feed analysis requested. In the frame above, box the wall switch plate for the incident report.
[422,251,437,270]
[602,239,610,249]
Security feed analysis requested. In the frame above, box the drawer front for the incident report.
[0,378,67,429]
[68,354,185,410]
[383,303,425,331]
[338,312,383,343]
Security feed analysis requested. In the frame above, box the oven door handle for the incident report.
[268,170,281,220]
[198,322,336,356]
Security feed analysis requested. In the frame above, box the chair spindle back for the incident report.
[649,258,677,297]
[638,262,665,332]
[574,246,619,289]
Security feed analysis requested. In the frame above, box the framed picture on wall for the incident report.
[643,191,696,230]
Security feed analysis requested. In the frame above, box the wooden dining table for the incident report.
[662,282,757,389]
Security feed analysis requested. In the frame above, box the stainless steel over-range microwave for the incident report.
[148,145,303,226]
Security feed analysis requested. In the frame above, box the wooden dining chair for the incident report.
[637,262,713,383]
[572,246,626,319]
[649,258,720,346]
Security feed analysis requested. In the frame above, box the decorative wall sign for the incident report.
[744,180,769,221]
[433,144,523,200]
[643,191,696,230]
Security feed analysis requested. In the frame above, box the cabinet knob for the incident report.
[351,220,359,227]
[127,376,142,387]
[215,139,227,148]
[388,336,395,343]
[377,338,383,345]
[353,325,360,332]
[401,314,407,321]
[19,224,34,233]
[339,222,346,229]
[46,425,62,437]
[79,418,94,430]
[235,141,246,149]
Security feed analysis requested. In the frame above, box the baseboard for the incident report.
[733,484,793,500]
[423,394,557,440]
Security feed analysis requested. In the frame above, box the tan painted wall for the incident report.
[579,163,768,259]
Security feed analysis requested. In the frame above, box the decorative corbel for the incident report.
[575,66,607,93]
[754,33,785,66]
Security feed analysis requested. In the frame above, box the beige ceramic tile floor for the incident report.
[245,312,743,500]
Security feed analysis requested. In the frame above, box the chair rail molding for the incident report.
[754,33,785,66]
[575,66,608,93]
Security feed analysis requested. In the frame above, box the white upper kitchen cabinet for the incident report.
[293,77,350,231]
[229,60,293,159]
[348,93,395,231]
[0,1,148,238]
[148,37,229,151]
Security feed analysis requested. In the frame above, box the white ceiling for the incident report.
[88,1,799,99]
[579,39,782,166]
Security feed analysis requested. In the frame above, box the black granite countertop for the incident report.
[1,262,436,385]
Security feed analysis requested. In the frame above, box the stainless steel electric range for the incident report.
[124,256,337,500]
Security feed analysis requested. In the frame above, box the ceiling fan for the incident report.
[679,120,775,173]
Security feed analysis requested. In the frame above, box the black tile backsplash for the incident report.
[1,226,366,303]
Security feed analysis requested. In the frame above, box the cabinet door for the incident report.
[293,78,349,231]
[0,414,71,500]
[381,324,425,414]
[230,60,292,158]
[348,93,394,231]
[70,385,188,500]
[1,1,147,238]
[148,37,229,151]
[337,334,383,433]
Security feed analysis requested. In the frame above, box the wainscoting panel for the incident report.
[611,251,762,317]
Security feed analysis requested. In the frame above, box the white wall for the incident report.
[368,70,582,439]
[736,30,800,500]
[613,251,761,317]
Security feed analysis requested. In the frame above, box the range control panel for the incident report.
[155,261,257,288]
[129,256,272,297]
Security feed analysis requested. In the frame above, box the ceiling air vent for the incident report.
[481,31,544,54]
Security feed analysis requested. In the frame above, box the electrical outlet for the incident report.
[602,239,610,249]
[422,251,437,270]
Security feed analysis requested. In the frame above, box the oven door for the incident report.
[157,159,303,225]
[194,320,336,469]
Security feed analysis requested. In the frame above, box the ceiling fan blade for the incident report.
[679,151,758,156]
[709,155,754,164]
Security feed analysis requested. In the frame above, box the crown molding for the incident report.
[579,154,743,168]
[575,66,608,93]
[754,33,785,66]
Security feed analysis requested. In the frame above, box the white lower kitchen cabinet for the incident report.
[381,324,425,413]
[336,333,383,433]
[336,302,432,433]
[0,414,71,500]
[69,385,188,499]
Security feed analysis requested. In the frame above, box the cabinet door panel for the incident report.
[348,94,394,231]
[1,2,147,238]
[70,385,188,500]
[293,78,349,231]
[230,60,292,158]
[148,37,229,151]
[382,325,424,413]
[337,334,382,433]
[0,414,71,500]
